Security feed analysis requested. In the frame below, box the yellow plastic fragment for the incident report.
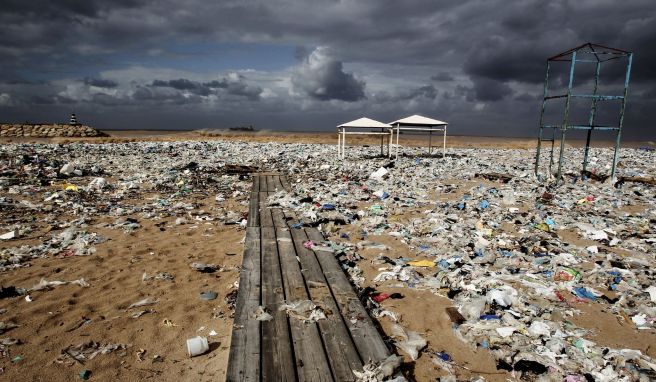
[408,259,436,267]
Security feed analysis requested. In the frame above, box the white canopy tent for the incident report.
[337,117,392,159]
[388,114,448,159]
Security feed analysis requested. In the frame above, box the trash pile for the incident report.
[1,140,655,380]
[267,145,656,380]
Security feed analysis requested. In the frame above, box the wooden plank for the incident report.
[280,176,292,193]
[271,208,287,228]
[259,192,274,227]
[305,228,390,364]
[252,175,260,194]
[248,177,260,227]
[259,175,268,192]
[267,175,278,192]
[276,227,333,382]
[226,227,262,382]
[275,176,286,193]
[261,226,296,381]
[289,228,362,381]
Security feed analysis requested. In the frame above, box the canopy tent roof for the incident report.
[389,114,447,126]
[337,117,391,129]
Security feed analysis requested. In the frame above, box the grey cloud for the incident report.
[471,77,513,102]
[374,85,437,103]
[1,0,656,138]
[151,76,263,100]
[292,47,365,102]
[133,85,201,105]
[84,77,118,88]
[431,72,454,82]
[152,79,213,96]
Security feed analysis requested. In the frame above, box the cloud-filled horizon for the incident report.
[1,1,655,139]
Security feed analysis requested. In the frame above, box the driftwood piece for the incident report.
[475,172,513,183]
[225,164,258,175]
[615,176,656,186]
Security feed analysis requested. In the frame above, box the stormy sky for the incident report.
[1,0,655,139]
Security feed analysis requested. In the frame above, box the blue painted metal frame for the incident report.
[534,43,633,184]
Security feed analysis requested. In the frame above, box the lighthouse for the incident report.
[69,113,78,125]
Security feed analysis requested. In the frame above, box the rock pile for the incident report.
[0,124,107,138]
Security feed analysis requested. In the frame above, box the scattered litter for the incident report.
[130,309,156,319]
[390,324,427,361]
[190,262,219,273]
[30,278,89,291]
[199,291,218,301]
[127,297,158,309]
[353,354,403,382]
[279,300,327,322]
[186,336,209,357]
[57,341,129,365]
[142,272,174,282]
[0,230,17,240]
[407,259,435,267]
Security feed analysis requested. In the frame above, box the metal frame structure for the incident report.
[534,43,633,183]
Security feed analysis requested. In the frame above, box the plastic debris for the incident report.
[353,354,403,382]
[127,297,158,309]
[190,262,218,273]
[279,300,327,322]
[407,259,435,267]
[391,324,427,361]
[57,341,129,364]
[30,278,89,291]
[199,291,218,300]
[251,306,273,321]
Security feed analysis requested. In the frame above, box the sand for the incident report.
[1,131,654,381]
[1,179,249,380]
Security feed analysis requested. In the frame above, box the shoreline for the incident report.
[0,129,652,149]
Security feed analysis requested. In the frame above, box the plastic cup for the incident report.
[186,336,209,357]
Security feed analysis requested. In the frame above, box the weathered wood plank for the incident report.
[276,176,286,193]
[289,228,361,381]
[259,175,268,192]
[261,226,296,381]
[252,175,260,195]
[226,227,262,382]
[280,176,292,193]
[276,227,334,382]
[305,228,391,365]
[259,192,274,227]
[271,208,287,228]
[247,177,260,227]
[267,175,278,192]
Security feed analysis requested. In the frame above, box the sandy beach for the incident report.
[1,132,655,381]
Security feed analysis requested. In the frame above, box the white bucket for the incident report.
[186,336,209,357]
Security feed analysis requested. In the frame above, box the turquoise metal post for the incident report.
[611,53,633,180]
[534,60,551,177]
[556,51,577,184]
[583,61,601,172]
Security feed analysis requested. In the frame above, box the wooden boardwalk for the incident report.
[226,174,390,382]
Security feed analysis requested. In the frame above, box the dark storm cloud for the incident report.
[471,77,513,102]
[431,72,454,82]
[374,85,438,103]
[83,77,118,88]
[151,76,263,100]
[292,47,365,102]
[1,0,655,138]
[152,79,212,96]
